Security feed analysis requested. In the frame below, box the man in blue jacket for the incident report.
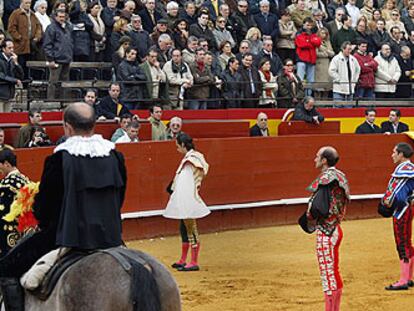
[253,0,279,41]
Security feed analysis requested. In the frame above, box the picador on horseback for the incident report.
[0,102,173,311]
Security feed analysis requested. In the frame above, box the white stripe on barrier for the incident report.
[121,193,383,220]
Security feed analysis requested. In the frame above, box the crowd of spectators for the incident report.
[1,0,414,112]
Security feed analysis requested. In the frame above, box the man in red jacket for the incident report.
[295,17,322,96]
[353,40,378,99]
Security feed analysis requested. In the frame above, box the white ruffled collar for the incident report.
[54,134,115,157]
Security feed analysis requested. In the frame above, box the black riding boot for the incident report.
[0,277,24,311]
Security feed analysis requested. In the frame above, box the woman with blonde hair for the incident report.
[258,59,278,108]
[381,0,396,21]
[245,27,263,56]
[360,0,374,23]
[110,18,129,56]
[315,28,334,99]
[385,9,407,36]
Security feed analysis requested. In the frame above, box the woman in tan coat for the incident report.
[315,28,334,99]
[7,0,42,74]
[277,10,297,62]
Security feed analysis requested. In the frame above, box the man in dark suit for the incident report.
[381,109,410,134]
[250,112,270,136]
[138,0,162,33]
[238,53,262,108]
[355,108,382,134]
[253,0,279,41]
[254,39,283,76]
[326,7,345,38]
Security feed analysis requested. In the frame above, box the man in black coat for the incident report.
[238,53,262,108]
[95,82,133,120]
[230,0,257,44]
[254,39,283,76]
[0,103,127,311]
[128,14,152,61]
[355,108,382,134]
[396,46,413,98]
[292,96,325,124]
[250,112,270,136]
[138,0,162,33]
[189,10,217,52]
[0,39,23,112]
[253,1,279,41]
[381,109,410,134]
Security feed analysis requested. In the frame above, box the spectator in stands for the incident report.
[402,4,414,34]
[127,14,151,61]
[187,48,214,110]
[213,16,236,50]
[218,41,236,70]
[360,0,374,24]
[148,104,167,141]
[16,108,42,148]
[292,96,324,124]
[150,18,172,45]
[221,57,242,108]
[368,9,383,31]
[312,9,327,32]
[407,30,414,58]
[102,0,120,61]
[236,39,251,62]
[315,28,334,99]
[381,108,410,134]
[295,17,321,96]
[353,40,378,99]
[117,47,147,109]
[205,51,222,109]
[112,35,131,74]
[250,112,269,136]
[163,48,193,110]
[165,2,180,30]
[277,58,305,108]
[180,1,197,26]
[254,0,279,41]
[291,0,312,29]
[88,1,106,62]
[51,1,67,14]
[114,120,140,143]
[96,82,134,121]
[8,0,42,77]
[111,114,132,142]
[83,88,102,118]
[374,43,401,98]
[121,0,136,19]
[43,9,73,100]
[238,52,262,108]
[69,0,94,62]
[26,126,52,148]
[327,7,345,38]
[328,41,361,102]
[327,0,344,21]
[372,18,391,51]
[389,26,407,55]
[245,27,263,56]
[355,17,376,54]
[256,38,283,76]
[110,17,129,58]
[0,39,23,112]
[386,9,407,35]
[219,3,235,34]
[396,46,413,97]
[401,0,414,18]
[345,0,361,27]
[277,10,297,62]
[230,0,257,44]
[172,19,189,51]
[0,128,14,151]
[189,9,217,52]
[166,116,183,140]
[182,35,198,65]
[154,33,173,68]
[332,15,357,54]
[382,0,396,22]
[140,48,167,107]
[3,1,19,30]
[355,108,381,134]
[34,0,51,33]
[258,59,277,108]
[138,0,161,34]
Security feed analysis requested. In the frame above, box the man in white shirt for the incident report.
[115,120,140,143]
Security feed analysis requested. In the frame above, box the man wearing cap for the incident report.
[138,0,162,33]
[150,18,172,45]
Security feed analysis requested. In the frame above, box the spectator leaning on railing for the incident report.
[353,40,378,99]
[374,43,402,98]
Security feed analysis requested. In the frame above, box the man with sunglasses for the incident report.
[230,0,257,44]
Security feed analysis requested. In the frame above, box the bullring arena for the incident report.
[4,108,414,310]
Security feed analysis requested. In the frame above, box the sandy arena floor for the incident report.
[127,218,414,311]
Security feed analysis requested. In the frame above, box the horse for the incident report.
[18,249,181,311]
